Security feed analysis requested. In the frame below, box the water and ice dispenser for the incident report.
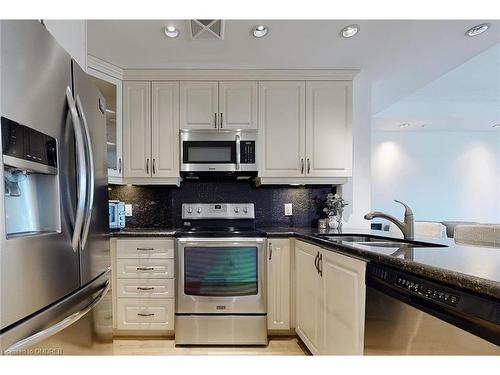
[1,117,60,238]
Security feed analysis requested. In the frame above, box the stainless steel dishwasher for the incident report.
[364,263,500,355]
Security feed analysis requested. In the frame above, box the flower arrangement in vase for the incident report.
[323,193,349,230]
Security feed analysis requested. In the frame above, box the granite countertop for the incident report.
[110,226,500,300]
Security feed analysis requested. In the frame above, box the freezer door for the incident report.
[0,20,80,330]
[1,270,112,354]
[71,62,110,286]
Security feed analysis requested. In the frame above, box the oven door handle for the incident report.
[235,134,241,170]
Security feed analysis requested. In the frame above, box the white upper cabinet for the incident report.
[180,81,219,130]
[320,250,366,355]
[258,81,306,178]
[123,81,151,178]
[219,81,258,130]
[151,82,180,178]
[305,81,352,177]
[87,70,123,182]
[267,239,291,331]
[180,81,257,131]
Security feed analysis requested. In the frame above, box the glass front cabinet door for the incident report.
[89,71,123,181]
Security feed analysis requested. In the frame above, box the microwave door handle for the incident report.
[235,134,241,170]
[66,87,87,253]
[75,95,95,251]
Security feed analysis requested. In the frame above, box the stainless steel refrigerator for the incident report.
[0,20,112,354]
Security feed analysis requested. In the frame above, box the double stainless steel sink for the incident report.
[315,234,447,248]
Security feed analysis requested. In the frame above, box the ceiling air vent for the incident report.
[189,20,224,40]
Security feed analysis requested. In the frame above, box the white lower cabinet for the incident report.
[295,240,366,355]
[116,298,175,330]
[112,238,175,334]
[295,240,322,353]
[267,239,291,330]
[116,278,175,298]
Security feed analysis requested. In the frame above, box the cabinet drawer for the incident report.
[116,239,174,259]
[116,278,174,298]
[116,298,174,330]
[115,259,174,279]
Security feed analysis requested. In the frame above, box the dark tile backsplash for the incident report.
[109,180,335,229]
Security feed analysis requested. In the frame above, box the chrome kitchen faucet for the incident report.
[364,200,415,240]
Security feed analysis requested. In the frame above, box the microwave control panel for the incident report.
[240,141,255,164]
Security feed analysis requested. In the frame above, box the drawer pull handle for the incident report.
[137,312,155,317]
[136,247,154,251]
[136,267,154,271]
[137,287,155,291]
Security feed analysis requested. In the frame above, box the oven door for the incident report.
[176,238,266,314]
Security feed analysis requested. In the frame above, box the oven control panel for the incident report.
[182,203,255,219]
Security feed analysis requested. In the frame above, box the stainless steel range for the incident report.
[175,203,267,345]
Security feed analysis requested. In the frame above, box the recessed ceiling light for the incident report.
[340,24,359,38]
[493,124,500,128]
[466,23,490,37]
[399,123,410,128]
[164,25,179,38]
[252,25,269,38]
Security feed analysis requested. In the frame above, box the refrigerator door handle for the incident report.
[66,86,87,252]
[3,278,110,354]
[75,95,95,251]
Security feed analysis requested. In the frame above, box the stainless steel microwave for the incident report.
[180,130,258,176]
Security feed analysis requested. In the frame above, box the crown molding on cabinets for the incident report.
[255,177,348,186]
[121,69,359,81]
[87,54,124,80]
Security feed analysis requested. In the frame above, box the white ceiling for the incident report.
[373,42,500,131]
[87,20,500,114]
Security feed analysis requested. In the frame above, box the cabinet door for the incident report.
[320,250,366,355]
[295,240,321,354]
[258,81,306,177]
[123,81,151,177]
[151,82,180,178]
[219,81,258,130]
[180,81,218,130]
[267,239,290,330]
[87,70,123,178]
[305,81,352,177]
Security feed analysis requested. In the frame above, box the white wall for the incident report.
[44,20,87,70]
[341,73,372,229]
[371,131,500,224]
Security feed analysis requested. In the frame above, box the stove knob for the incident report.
[197,207,202,214]
[234,207,240,213]
[243,207,248,214]
[187,207,193,214]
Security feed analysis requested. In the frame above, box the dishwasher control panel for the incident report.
[369,263,460,307]
[394,275,459,307]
